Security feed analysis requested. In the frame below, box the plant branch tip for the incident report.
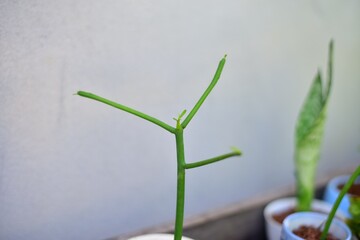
[224,54,227,59]
[174,110,187,122]
[230,146,242,155]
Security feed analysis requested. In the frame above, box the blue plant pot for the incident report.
[323,175,360,218]
[281,212,352,240]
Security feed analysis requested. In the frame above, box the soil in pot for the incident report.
[292,225,339,240]
[337,183,360,196]
[272,208,325,224]
[273,208,296,224]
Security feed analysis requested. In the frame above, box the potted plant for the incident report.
[281,212,351,240]
[324,174,360,218]
[324,174,360,239]
[281,165,360,240]
[76,55,242,240]
[323,146,360,239]
[264,40,343,240]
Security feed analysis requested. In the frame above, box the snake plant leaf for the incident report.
[324,40,334,103]
[295,40,334,211]
[295,72,324,146]
[295,105,327,211]
[296,40,333,147]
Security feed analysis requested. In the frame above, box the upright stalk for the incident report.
[174,127,186,240]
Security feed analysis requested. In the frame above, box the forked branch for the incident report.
[76,91,176,133]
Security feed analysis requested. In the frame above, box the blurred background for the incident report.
[0,1,359,239]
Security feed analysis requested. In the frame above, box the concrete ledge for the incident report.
[107,166,355,240]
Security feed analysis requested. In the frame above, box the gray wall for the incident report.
[1,1,359,240]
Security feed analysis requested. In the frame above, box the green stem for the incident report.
[181,55,227,129]
[185,151,241,169]
[174,128,186,240]
[320,165,360,240]
[76,91,175,133]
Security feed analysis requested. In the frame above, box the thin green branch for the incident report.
[320,165,360,240]
[181,55,227,129]
[76,91,176,133]
[185,149,242,169]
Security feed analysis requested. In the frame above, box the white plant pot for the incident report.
[324,175,360,218]
[127,233,194,240]
[264,197,346,240]
[281,212,352,240]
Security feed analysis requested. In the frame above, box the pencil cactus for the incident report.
[77,55,242,240]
